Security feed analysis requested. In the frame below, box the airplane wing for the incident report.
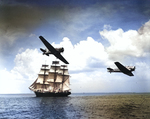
[39,36,69,64]
[114,62,134,76]
[54,52,69,64]
[39,36,56,54]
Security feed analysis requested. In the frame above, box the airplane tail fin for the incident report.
[40,48,46,53]
[107,68,113,73]
[40,48,48,55]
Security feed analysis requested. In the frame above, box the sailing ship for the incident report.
[29,61,71,97]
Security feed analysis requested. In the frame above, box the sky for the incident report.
[0,0,150,94]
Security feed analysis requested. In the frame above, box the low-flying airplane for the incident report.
[107,62,135,76]
[39,36,69,64]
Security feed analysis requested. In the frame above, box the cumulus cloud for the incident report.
[0,68,24,94]
[0,49,38,93]
[59,37,109,72]
[0,48,51,93]
[100,20,150,61]
[44,36,109,71]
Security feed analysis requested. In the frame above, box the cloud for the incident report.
[137,20,150,53]
[135,62,150,81]
[0,41,62,93]
[0,2,69,53]
[0,68,24,94]
[0,48,51,94]
[13,48,55,80]
[100,20,150,61]
[58,37,108,72]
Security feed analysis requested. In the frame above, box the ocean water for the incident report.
[0,93,103,119]
[0,93,150,119]
[0,93,108,119]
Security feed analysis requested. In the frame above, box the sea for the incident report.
[0,93,101,119]
[0,93,149,119]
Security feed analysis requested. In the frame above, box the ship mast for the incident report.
[42,65,46,90]
[61,65,66,92]
[52,61,59,92]
[42,65,49,90]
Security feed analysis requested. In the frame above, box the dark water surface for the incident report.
[0,93,102,119]
[0,93,150,119]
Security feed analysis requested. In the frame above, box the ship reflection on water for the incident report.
[37,96,87,118]
[37,97,73,118]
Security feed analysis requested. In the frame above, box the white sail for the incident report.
[47,73,55,82]
[55,75,63,83]
[50,66,60,73]
[63,79,70,91]
[47,79,54,82]
[58,69,69,75]
[39,69,49,75]
[64,69,69,75]
[37,75,48,84]
[36,84,43,89]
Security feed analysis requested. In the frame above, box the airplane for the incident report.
[107,62,135,76]
[39,36,69,64]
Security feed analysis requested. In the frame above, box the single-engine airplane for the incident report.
[107,62,135,76]
[39,36,69,64]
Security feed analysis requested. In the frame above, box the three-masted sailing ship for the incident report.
[29,61,71,97]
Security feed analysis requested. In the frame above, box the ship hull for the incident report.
[34,91,71,97]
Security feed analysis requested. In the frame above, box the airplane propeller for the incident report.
[131,66,136,71]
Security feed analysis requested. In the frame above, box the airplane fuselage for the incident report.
[108,66,135,73]
[40,47,64,56]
